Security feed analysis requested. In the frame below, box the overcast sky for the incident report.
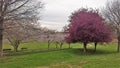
[39,0,109,31]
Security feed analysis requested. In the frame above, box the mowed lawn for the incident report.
[0,42,120,68]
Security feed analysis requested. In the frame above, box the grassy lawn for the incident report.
[3,41,74,51]
[0,42,120,68]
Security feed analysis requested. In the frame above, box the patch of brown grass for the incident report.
[36,66,49,68]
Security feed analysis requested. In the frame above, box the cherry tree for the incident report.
[65,8,112,53]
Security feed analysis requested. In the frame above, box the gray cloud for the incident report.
[40,0,109,31]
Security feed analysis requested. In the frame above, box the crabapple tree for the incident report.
[65,8,112,53]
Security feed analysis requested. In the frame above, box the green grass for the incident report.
[3,42,77,51]
[1,42,120,68]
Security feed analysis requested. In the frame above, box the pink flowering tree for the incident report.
[65,8,112,53]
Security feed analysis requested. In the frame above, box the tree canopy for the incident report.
[65,8,112,52]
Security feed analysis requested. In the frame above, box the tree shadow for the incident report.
[4,48,118,56]
[66,48,118,56]
[4,48,67,56]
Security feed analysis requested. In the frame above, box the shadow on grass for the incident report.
[3,48,118,56]
[3,48,69,56]
[66,48,118,56]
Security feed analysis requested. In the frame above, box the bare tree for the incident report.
[59,40,64,49]
[54,32,65,49]
[0,0,43,56]
[45,29,56,49]
[102,0,120,52]
[63,25,71,48]
[4,19,40,52]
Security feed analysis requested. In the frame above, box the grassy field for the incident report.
[0,42,120,68]
[3,41,73,51]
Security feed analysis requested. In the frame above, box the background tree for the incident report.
[45,29,55,49]
[0,0,43,56]
[102,0,120,52]
[4,19,40,52]
[65,8,112,53]
[65,36,72,48]
[44,30,64,49]
[63,25,71,48]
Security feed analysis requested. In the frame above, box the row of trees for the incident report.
[0,0,120,56]
[65,0,120,53]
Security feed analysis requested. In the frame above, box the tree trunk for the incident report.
[48,44,50,49]
[117,28,120,52]
[48,40,50,49]
[14,46,18,52]
[69,43,71,48]
[0,32,3,56]
[14,44,19,52]
[14,40,20,52]
[56,45,57,48]
[0,17,3,57]
[94,42,97,53]
[117,36,120,52]
[55,42,58,48]
[83,42,87,53]
[60,42,63,49]
[60,45,62,49]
